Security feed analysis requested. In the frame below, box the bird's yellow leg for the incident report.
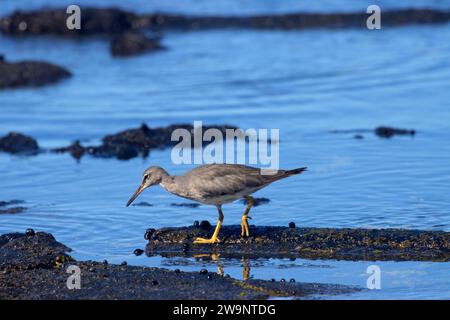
[194,206,224,244]
[241,195,254,237]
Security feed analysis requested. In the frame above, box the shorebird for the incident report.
[126,164,306,244]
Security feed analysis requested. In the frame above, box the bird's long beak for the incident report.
[126,184,145,207]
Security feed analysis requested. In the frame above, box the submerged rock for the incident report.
[52,140,85,160]
[0,132,39,154]
[170,203,200,208]
[241,197,270,207]
[0,58,71,89]
[331,127,416,139]
[0,231,358,299]
[111,31,164,57]
[375,126,416,138]
[145,225,450,262]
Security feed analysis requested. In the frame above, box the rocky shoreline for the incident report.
[0,123,238,160]
[145,224,450,261]
[0,231,359,299]
[2,8,450,37]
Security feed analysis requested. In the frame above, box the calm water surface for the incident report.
[1,0,449,299]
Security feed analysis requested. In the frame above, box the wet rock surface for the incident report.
[0,58,71,89]
[145,225,450,261]
[1,8,449,36]
[111,31,165,57]
[0,132,39,154]
[0,231,358,299]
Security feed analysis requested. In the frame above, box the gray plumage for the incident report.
[127,164,307,207]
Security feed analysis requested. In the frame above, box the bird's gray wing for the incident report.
[185,165,266,198]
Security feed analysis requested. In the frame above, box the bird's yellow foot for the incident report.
[241,216,250,237]
[193,237,221,244]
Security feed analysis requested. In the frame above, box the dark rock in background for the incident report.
[375,126,416,138]
[111,31,164,57]
[2,8,449,36]
[0,8,138,36]
[0,58,71,89]
[0,132,39,154]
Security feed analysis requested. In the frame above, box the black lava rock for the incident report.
[0,132,39,154]
[144,228,156,240]
[193,221,200,228]
[288,222,296,229]
[111,31,165,57]
[133,249,144,256]
[375,126,416,138]
[52,140,85,160]
[290,279,296,283]
[0,60,71,89]
[25,228,35,236]
[199,268,208,275]
[199,220,212,230]
[0,8,137,36]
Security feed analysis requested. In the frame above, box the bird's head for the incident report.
[126,166,168,207]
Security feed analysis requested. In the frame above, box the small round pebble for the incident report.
[193,221,200,228]
[288,222,296,229]
[271,278,276,282]
[207,275,213,280]
[133,249,144,256]
[25,228,35,236]
[290,278,296,283]
[199,220,211,229]
[199,268,208,275]
[120,261,127,266]
[151,280,159,286]
[280,278,286,282]
[174,268,181,273]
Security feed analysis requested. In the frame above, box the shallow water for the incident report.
[1,0,450,299]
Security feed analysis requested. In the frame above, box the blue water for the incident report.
[1,0,450,299]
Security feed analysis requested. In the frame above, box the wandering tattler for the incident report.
[126,164,307,244]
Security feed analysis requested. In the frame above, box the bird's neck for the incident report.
[159,175,176,192]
